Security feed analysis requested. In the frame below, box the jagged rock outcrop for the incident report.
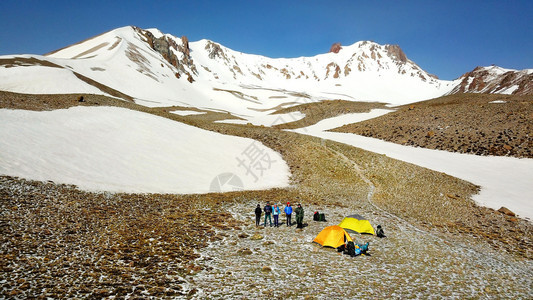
[181,36,190,56]
[205,41,227,61]
[325,62,341,79]
[385,44,407,63]
[330,43,342,54]
[134,27,197,81]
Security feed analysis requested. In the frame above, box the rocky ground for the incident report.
[0,176,244,298]
[194,198,533,298]
[332,94,533,158]
[1,91,532,298]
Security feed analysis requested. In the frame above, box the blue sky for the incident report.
[1,0,531,80]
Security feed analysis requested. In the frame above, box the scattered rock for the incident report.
[261,266,272,272]
[250,233,263,240]
[238,232,249,239]
[238,248,253,255]
[446,194,460,200]
[498,207,515,217]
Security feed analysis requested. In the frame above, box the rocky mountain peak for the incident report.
[385,44,407,63]
[329,43,342,54]
[134,27,197,81]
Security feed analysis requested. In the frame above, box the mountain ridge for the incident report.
[1,26,531,121]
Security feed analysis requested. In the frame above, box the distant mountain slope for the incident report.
[331,93,533,158]
[448,66,533,95]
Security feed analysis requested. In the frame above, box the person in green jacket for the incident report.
[295,203,304,228]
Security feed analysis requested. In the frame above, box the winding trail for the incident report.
[324,141,424,233]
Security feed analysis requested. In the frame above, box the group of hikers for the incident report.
[255,202,305,228]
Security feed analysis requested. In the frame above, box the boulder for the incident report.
[250,233,263,240]
[261,266,272,272]
[238,248,253,255]
[498,207,515,217]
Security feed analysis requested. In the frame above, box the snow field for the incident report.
[0,106,291,194]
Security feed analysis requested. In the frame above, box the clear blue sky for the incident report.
[1,0,531,80]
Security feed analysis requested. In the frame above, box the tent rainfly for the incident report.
[313,225,353,248]
[338,214,375,235]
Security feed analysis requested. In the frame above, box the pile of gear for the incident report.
[313,213,386,257]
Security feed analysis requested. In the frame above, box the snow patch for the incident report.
[171,110,207,116]
[0,65,105,95]
[0,106,291,194]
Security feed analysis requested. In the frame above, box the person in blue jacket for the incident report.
[272,204,281,227]
[284,202,293,226]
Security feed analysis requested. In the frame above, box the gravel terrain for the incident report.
[332,94,533,158]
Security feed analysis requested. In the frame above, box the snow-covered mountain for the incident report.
[447,66,533,95]
[1,26,531,122]
[0,26,452,118]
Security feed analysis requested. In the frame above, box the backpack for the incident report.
[319,213,326,222]
[376,225,386,238]
[345,241,357,257]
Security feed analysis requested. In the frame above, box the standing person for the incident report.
[295,203,304,229]
[264,202,273,227]
[272,204,281,227]
[284,202,293,226]
[254,204,262,227]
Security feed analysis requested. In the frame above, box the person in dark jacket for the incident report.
[254,204,262,226]
[264,202,273,227]
[376,225,386,238]
[295,203,304,228]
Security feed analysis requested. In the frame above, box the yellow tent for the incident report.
[338,214,375,235]
[313,225,353,248]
